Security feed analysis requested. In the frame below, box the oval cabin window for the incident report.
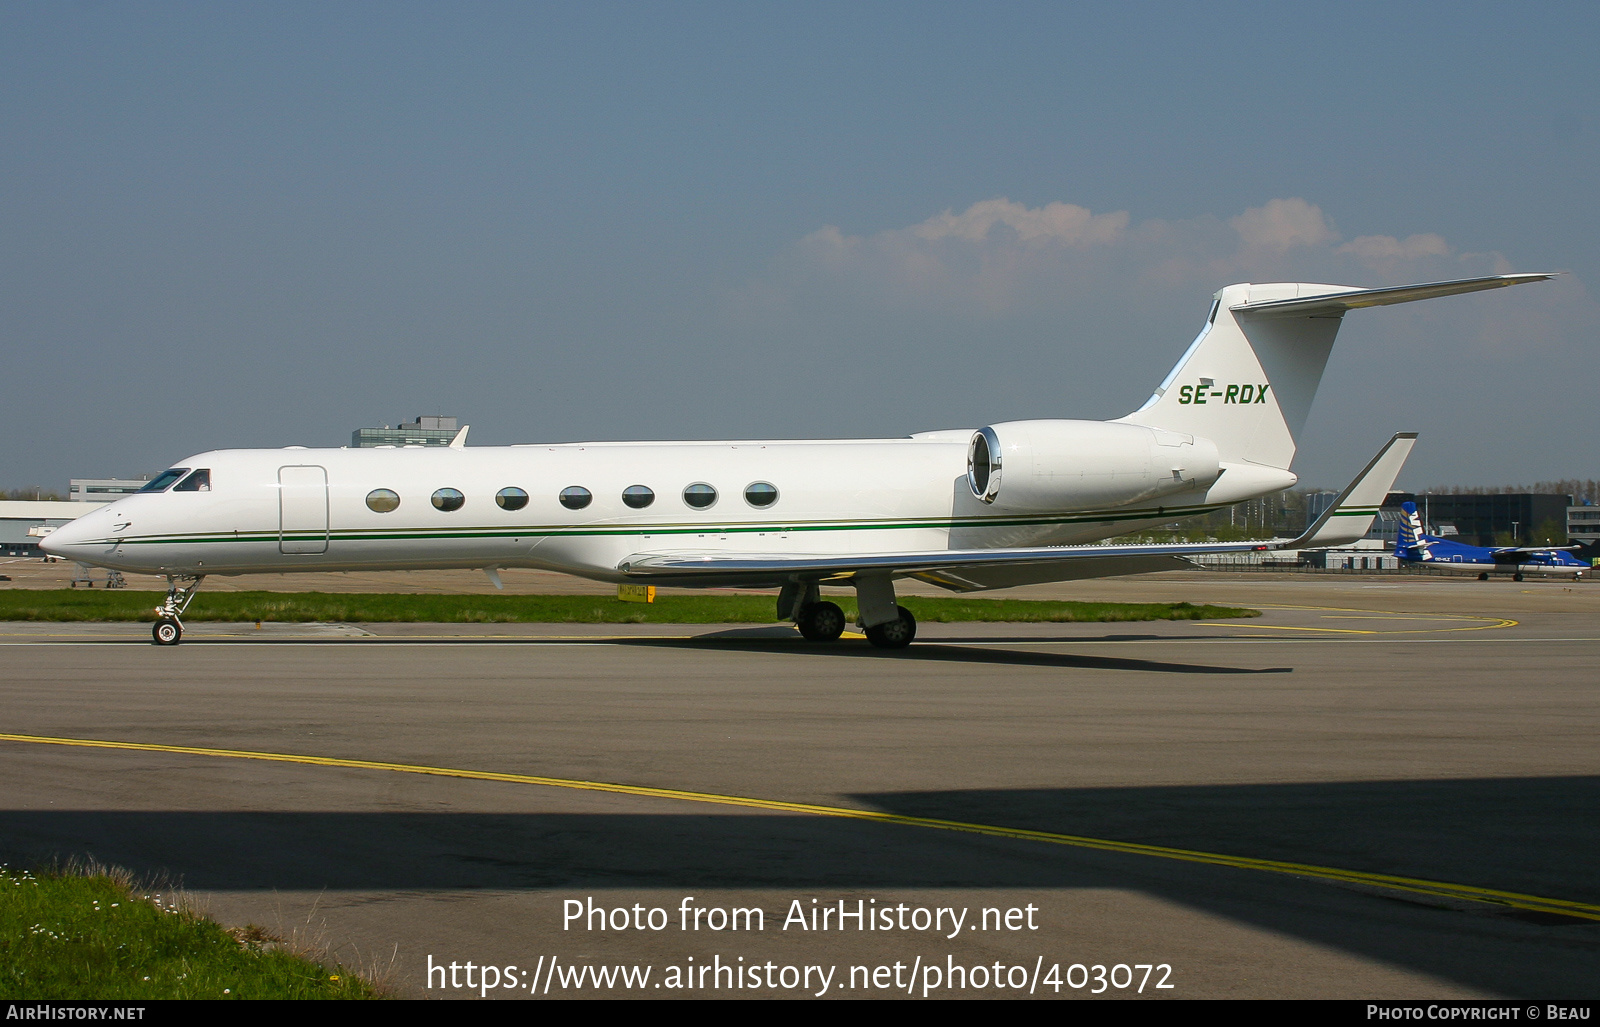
[744,482,779,508]
[496,487,529,511]
[366,489,400,513]
[682,483,717,509]
[559,486,592,510]
[431,488,465,512]
[621,485,655,509]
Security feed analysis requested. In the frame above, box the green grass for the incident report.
[0,590,1258,624]
[0,864,377,1000]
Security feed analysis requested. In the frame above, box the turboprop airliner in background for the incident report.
[41,273,1555,646]
[1395,500,1587,581]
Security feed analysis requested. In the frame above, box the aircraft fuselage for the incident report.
[44,434,1274,585]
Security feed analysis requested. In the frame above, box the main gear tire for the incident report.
[864,606,917,649]
[797,601,846,642]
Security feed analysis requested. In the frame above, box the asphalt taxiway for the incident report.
[2,572,1597,999]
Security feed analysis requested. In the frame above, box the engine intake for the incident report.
[967,420,1220,510]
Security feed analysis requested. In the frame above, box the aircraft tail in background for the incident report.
[1397,501,1432,559]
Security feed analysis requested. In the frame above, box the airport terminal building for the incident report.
[1384,492,1573,546]
[352,415,460,448]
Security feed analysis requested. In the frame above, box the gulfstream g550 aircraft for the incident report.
[42,273,1554,647]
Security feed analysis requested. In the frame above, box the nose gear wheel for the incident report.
[151,575,205,646]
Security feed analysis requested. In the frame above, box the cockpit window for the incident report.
[138,468,189,493]
[172,468,211,492]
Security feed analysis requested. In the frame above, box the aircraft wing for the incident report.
[619,540,1275,591]
[620,433,1418,592]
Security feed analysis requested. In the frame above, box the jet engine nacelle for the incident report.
[967,419,1221,511]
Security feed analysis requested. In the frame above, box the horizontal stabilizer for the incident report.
[1232,274,1558,318]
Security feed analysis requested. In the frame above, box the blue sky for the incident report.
[3,2,1595,491]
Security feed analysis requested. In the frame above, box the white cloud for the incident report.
[747,195,1517,320]
[908,198,1129,246]
[1229,198,1338,251]
[1336,233,1451,261]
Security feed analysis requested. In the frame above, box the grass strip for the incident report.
[0,864,377,1000]
[0,590,1257,624]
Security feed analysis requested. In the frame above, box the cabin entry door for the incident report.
[278,465,330,554]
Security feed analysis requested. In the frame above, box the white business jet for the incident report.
[42,273,1554,647]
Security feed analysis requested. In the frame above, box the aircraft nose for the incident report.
[38,518,84,556]
[38,507,103,556]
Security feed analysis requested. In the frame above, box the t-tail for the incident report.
[1118,274,1556,473]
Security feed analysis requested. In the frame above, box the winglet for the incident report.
[449,425,470,449]
[1282,433,1418,550]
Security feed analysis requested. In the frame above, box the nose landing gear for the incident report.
[151,575,204,646]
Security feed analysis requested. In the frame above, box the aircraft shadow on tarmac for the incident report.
[630,636,1294,675]
[2,776,1596,995]
[167,630,1295,675]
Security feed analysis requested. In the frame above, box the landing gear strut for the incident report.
[151,574,204,646]
[855,573,917,649]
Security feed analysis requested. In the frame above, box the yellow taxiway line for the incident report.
[1,731,1593,922]
[1205,604,1517,636]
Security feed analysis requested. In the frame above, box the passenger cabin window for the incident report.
[621,485,655,509]
[682,483,717,509]
[496,487,529,511]
[744,482,779,508]
[559,486,592,510]
[138,468,189,493]
[431,488,465,512]
[366,489,400,513]
[172,468,211,492]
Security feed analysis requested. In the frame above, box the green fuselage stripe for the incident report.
[106,504,1233,547]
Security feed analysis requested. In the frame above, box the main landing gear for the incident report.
[796,600,846,641]
[863,605,916,649]
[779,576,918,649]
[151,574,204,646]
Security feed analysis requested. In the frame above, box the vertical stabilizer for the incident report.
[1118,273,1557,470]
[1398,500,1431,559]
[1118,282,1354,470]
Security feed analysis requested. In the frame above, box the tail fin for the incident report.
[1119,274,1556,470]
[1397,500,1431,559]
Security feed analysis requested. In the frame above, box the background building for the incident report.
[1389,493,1573,546]
[351,415,460,448]
[68,477,150,502]
[0,500,99,558]
[1568,504,1600,546]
